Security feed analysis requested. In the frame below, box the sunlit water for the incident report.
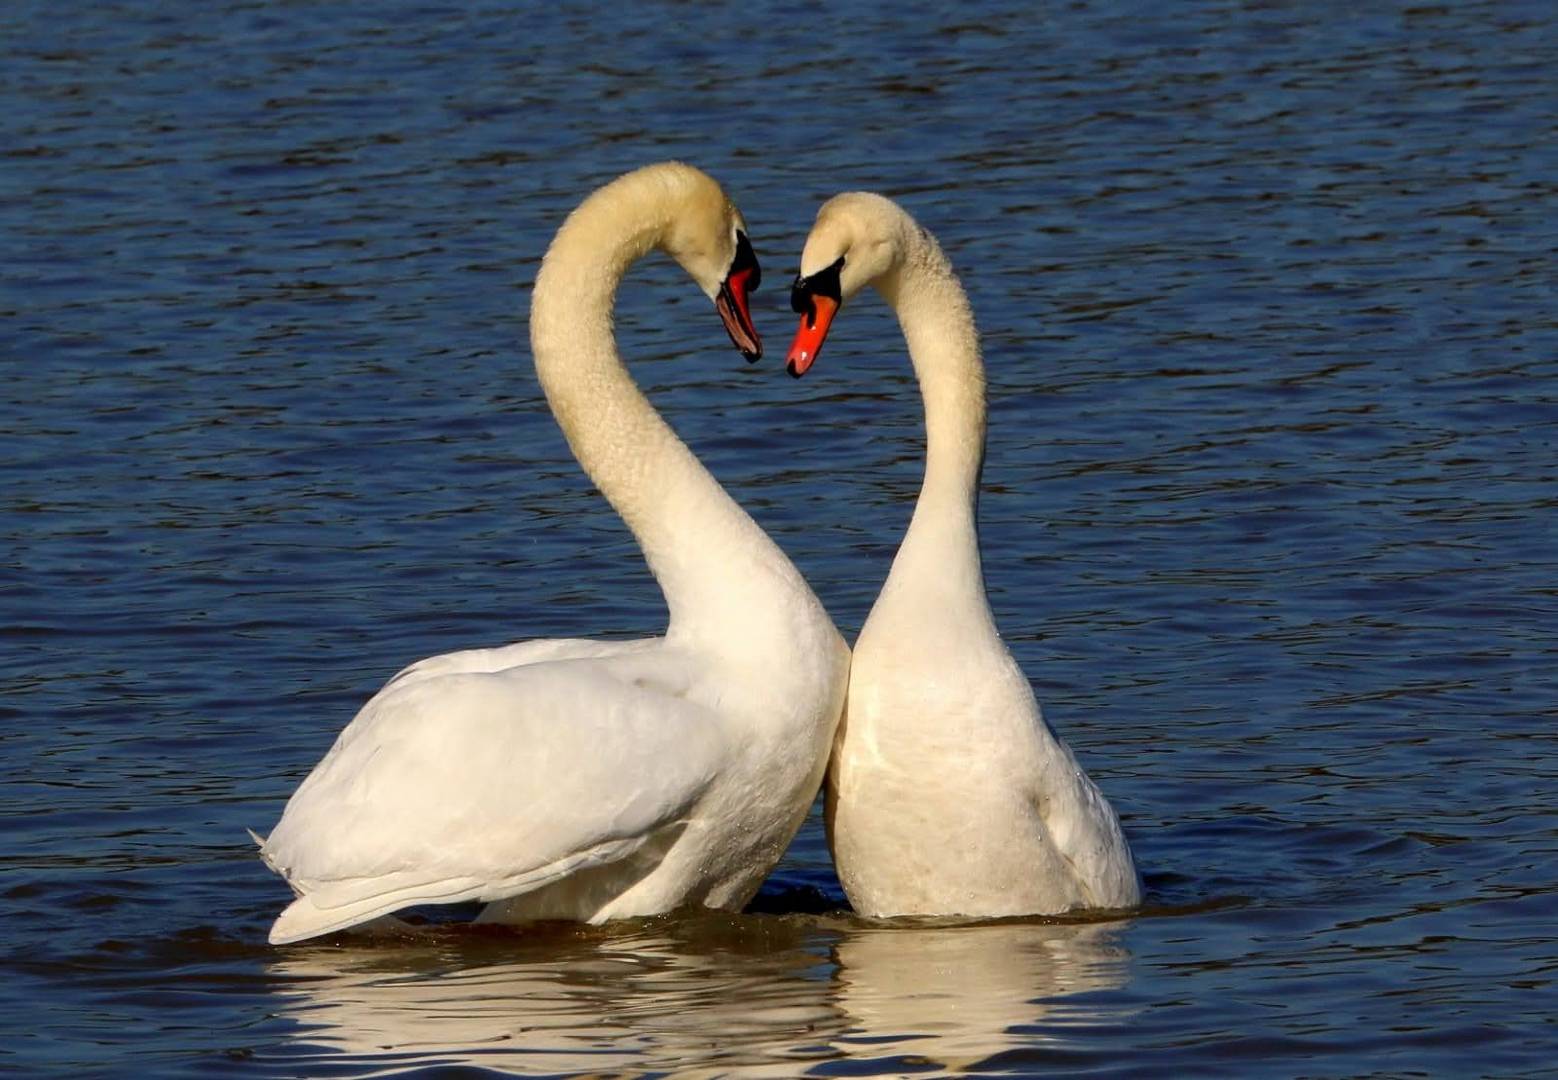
[3,1,1556,1076]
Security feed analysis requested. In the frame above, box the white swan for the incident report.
[253,163,850,945]
[786,193,1141,917]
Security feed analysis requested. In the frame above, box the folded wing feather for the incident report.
[257,644,722,943]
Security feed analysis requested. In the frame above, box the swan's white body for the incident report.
[254,164,849,945]
[790,194,1140,918]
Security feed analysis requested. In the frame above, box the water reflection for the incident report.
[269,915,1130,1076]
[832,921,1131,1073]
[271,917,845,1076]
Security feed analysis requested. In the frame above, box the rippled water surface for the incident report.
[4,1,1557,1076]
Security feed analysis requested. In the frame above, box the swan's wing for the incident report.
[1018,691,1142,909]
[381,636,661,693]
[257,649,722,943]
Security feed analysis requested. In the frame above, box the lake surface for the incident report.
[3,1,1556,1076]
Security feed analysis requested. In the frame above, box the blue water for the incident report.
[4,1,1557,1076]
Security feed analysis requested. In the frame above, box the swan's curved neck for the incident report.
[529,173,800,645]
[875,233,989,603]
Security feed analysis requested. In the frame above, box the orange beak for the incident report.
[785,293,839,378]
[715,231,762,361]
[786,256,845,378]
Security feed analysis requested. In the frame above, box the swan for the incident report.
[252,163,850,945]
[786,193,1141,918]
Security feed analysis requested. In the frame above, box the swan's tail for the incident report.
[247,827,299,894]
[259,841,644,945]
[268,891,423,945]
[245,826,421,943]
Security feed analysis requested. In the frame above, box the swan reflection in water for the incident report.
[831,919,1131,1073]
[270,916,842,1076]
[269,913,1130,1075]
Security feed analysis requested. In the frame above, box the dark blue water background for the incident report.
[3,1,1556,1075]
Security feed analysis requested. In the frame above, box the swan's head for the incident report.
[658,165,764,361]
[786,192,908,377]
